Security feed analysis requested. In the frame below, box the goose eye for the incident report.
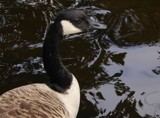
[75,19,81,23]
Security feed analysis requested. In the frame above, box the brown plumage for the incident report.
[0,84,70,118]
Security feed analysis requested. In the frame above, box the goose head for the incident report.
[53,9,107,35]
[43,9,107,93]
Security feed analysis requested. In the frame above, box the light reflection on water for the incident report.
[0,0,160,118]
[85,45,160,117]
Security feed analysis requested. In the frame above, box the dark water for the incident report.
[0,0,160,118]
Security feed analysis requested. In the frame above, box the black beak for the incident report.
[88,18,107,30]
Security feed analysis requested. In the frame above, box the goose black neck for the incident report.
[42,22,72,93]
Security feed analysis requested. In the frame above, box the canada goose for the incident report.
[0,9,106,118]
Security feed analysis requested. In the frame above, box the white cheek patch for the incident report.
[61,20,82,35]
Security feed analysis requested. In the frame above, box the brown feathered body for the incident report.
[0,75,80,118]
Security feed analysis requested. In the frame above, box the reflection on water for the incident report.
[84,45,160,117]
[0,0,160,118]
[0,0,63,93]
[105,9,160,46]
